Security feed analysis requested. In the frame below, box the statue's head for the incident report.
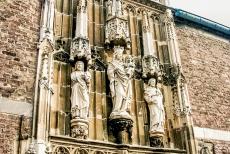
[148,78,157,87]
[114,46,124,61]
[75,61,84,71]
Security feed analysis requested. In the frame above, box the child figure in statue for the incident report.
[107,46,133,119]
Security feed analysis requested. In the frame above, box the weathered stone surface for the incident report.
[0,113,32,154]
[198,139,230,154]
[0,0,41,103]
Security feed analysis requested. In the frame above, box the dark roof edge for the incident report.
[170,8,230,38]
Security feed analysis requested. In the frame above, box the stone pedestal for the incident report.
[71,119,89,139]
[110,118,133,144]
[149,133,164,148]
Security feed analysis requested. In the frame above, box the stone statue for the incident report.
[116,0,122,16]
[71,61,91,119]
[107,46,134,119]
[144,78,165,135]
[107,0,112,17]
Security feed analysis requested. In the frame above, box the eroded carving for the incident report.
[71,61,91,139]
[109,118,133,144]
[144,78,165,139]
[71,119,89,139]
[71,61,91,119]
[107,46,135,120]
[105,0,131,49]
[142,55,160,79]
[26,143,36,154]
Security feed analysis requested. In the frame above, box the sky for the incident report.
[169,0,230,27]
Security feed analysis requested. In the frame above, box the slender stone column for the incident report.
[163,9,181,65]
[35,39,54,154]
[70,0,91,63]
[162,9,197,153]
[142,11,157,57]
[40,0,55,42]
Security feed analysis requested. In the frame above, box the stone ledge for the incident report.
[0,97,32,117]
[194,127,230,142]
[50,135,186,153]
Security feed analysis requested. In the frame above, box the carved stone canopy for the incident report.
[142,55,160,80]
[70,37,92,65]
[105,17,131,49]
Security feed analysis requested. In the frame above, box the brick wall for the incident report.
[0,113,32,154]
[0,0,41,103]
[176,25,230,131]
[0,113,20,154]
[176,24,230,153]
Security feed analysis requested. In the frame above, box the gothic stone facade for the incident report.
[0,0,229,154]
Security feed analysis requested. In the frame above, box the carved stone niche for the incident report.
[109,118,133,144]
[105,17,131,49]
[142,55,160,79]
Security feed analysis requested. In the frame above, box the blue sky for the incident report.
[169,0,230,27]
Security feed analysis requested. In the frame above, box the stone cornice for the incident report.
[124,0,167,12]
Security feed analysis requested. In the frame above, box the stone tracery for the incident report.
[27,0,196,153]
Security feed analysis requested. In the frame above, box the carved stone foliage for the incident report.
[90,50,107,71]
[142,56,160,80]
[70,37,91,64]
[52,144,118,154]
[53,39,70,63]
[149,136,164,148]
[109,118,133,144]
[45,143,53,154]
[105,18,131,48]
[53,146,70,154]
[71,119,89,139]
[162,64,180,86]
[161,9,176,40]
